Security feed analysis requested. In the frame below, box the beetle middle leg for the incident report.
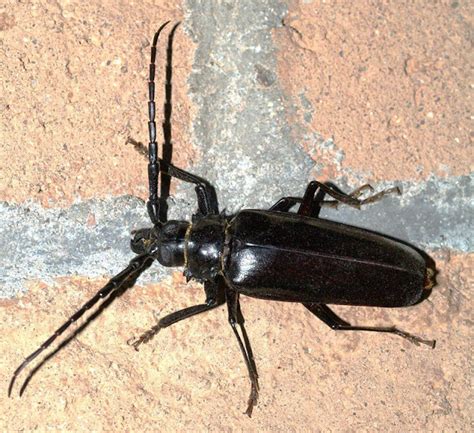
[304,303,436,348]
[128,278,225,350]
[269,182,401,214]
[300,180,401,212]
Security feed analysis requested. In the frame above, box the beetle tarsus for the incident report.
[127,325,161,351]
[394,329,436,348]
[245,381,259,417]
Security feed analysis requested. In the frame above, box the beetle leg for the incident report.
[325,184,401,206]
[127,138,219,217]
[269,185,375,213]
[269,183,400,220]
[226,288,259,417]
[128,137,219,216]
[269,196,302,212]
[157,159,219,215]
[297,181,402,214]
[298,181,324,215]
[304,303,436,348]
[128,279,225,350]
[358,186,402,205]
[347,183,374,198]
[235,297,259,381]
[317,183,401,209]
[316,184,373,209]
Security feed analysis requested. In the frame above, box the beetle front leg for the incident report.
[225,287,259,417]
[304,303,436,348]
[127,138,219,216]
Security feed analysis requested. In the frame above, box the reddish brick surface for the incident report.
[275,1,472,182]
[1,0,195,207]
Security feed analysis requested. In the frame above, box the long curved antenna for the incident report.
[8,254,154,397]
[147,21,171,226]
[158,22,180,223]
[162,22,179,154]
[18,269,145,397]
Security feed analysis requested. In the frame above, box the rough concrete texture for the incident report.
[1,0,472,431]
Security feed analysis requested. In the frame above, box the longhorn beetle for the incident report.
[9,22,435,416]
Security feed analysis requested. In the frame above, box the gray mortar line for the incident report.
[1,1,472,297]
[184,0,314,211]
[0,176,471,297]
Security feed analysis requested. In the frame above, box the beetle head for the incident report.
[130,221,189,267]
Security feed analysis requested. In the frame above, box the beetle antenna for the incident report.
[147,21,170,226]
[162,23,179,157]
[158,22,180,223]
[8,254,154,397]
[18,282,129,397]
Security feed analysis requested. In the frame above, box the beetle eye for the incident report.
[130,228,153,254]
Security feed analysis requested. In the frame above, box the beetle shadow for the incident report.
[315,182,438,304]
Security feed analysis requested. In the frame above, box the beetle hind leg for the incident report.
[304,303,436,348]
[226,287,259,417]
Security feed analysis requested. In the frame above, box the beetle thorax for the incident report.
[184,215,227,282]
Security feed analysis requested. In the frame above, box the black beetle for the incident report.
[9,22,435,416]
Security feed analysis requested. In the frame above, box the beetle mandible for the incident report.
[9,22,435,417]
